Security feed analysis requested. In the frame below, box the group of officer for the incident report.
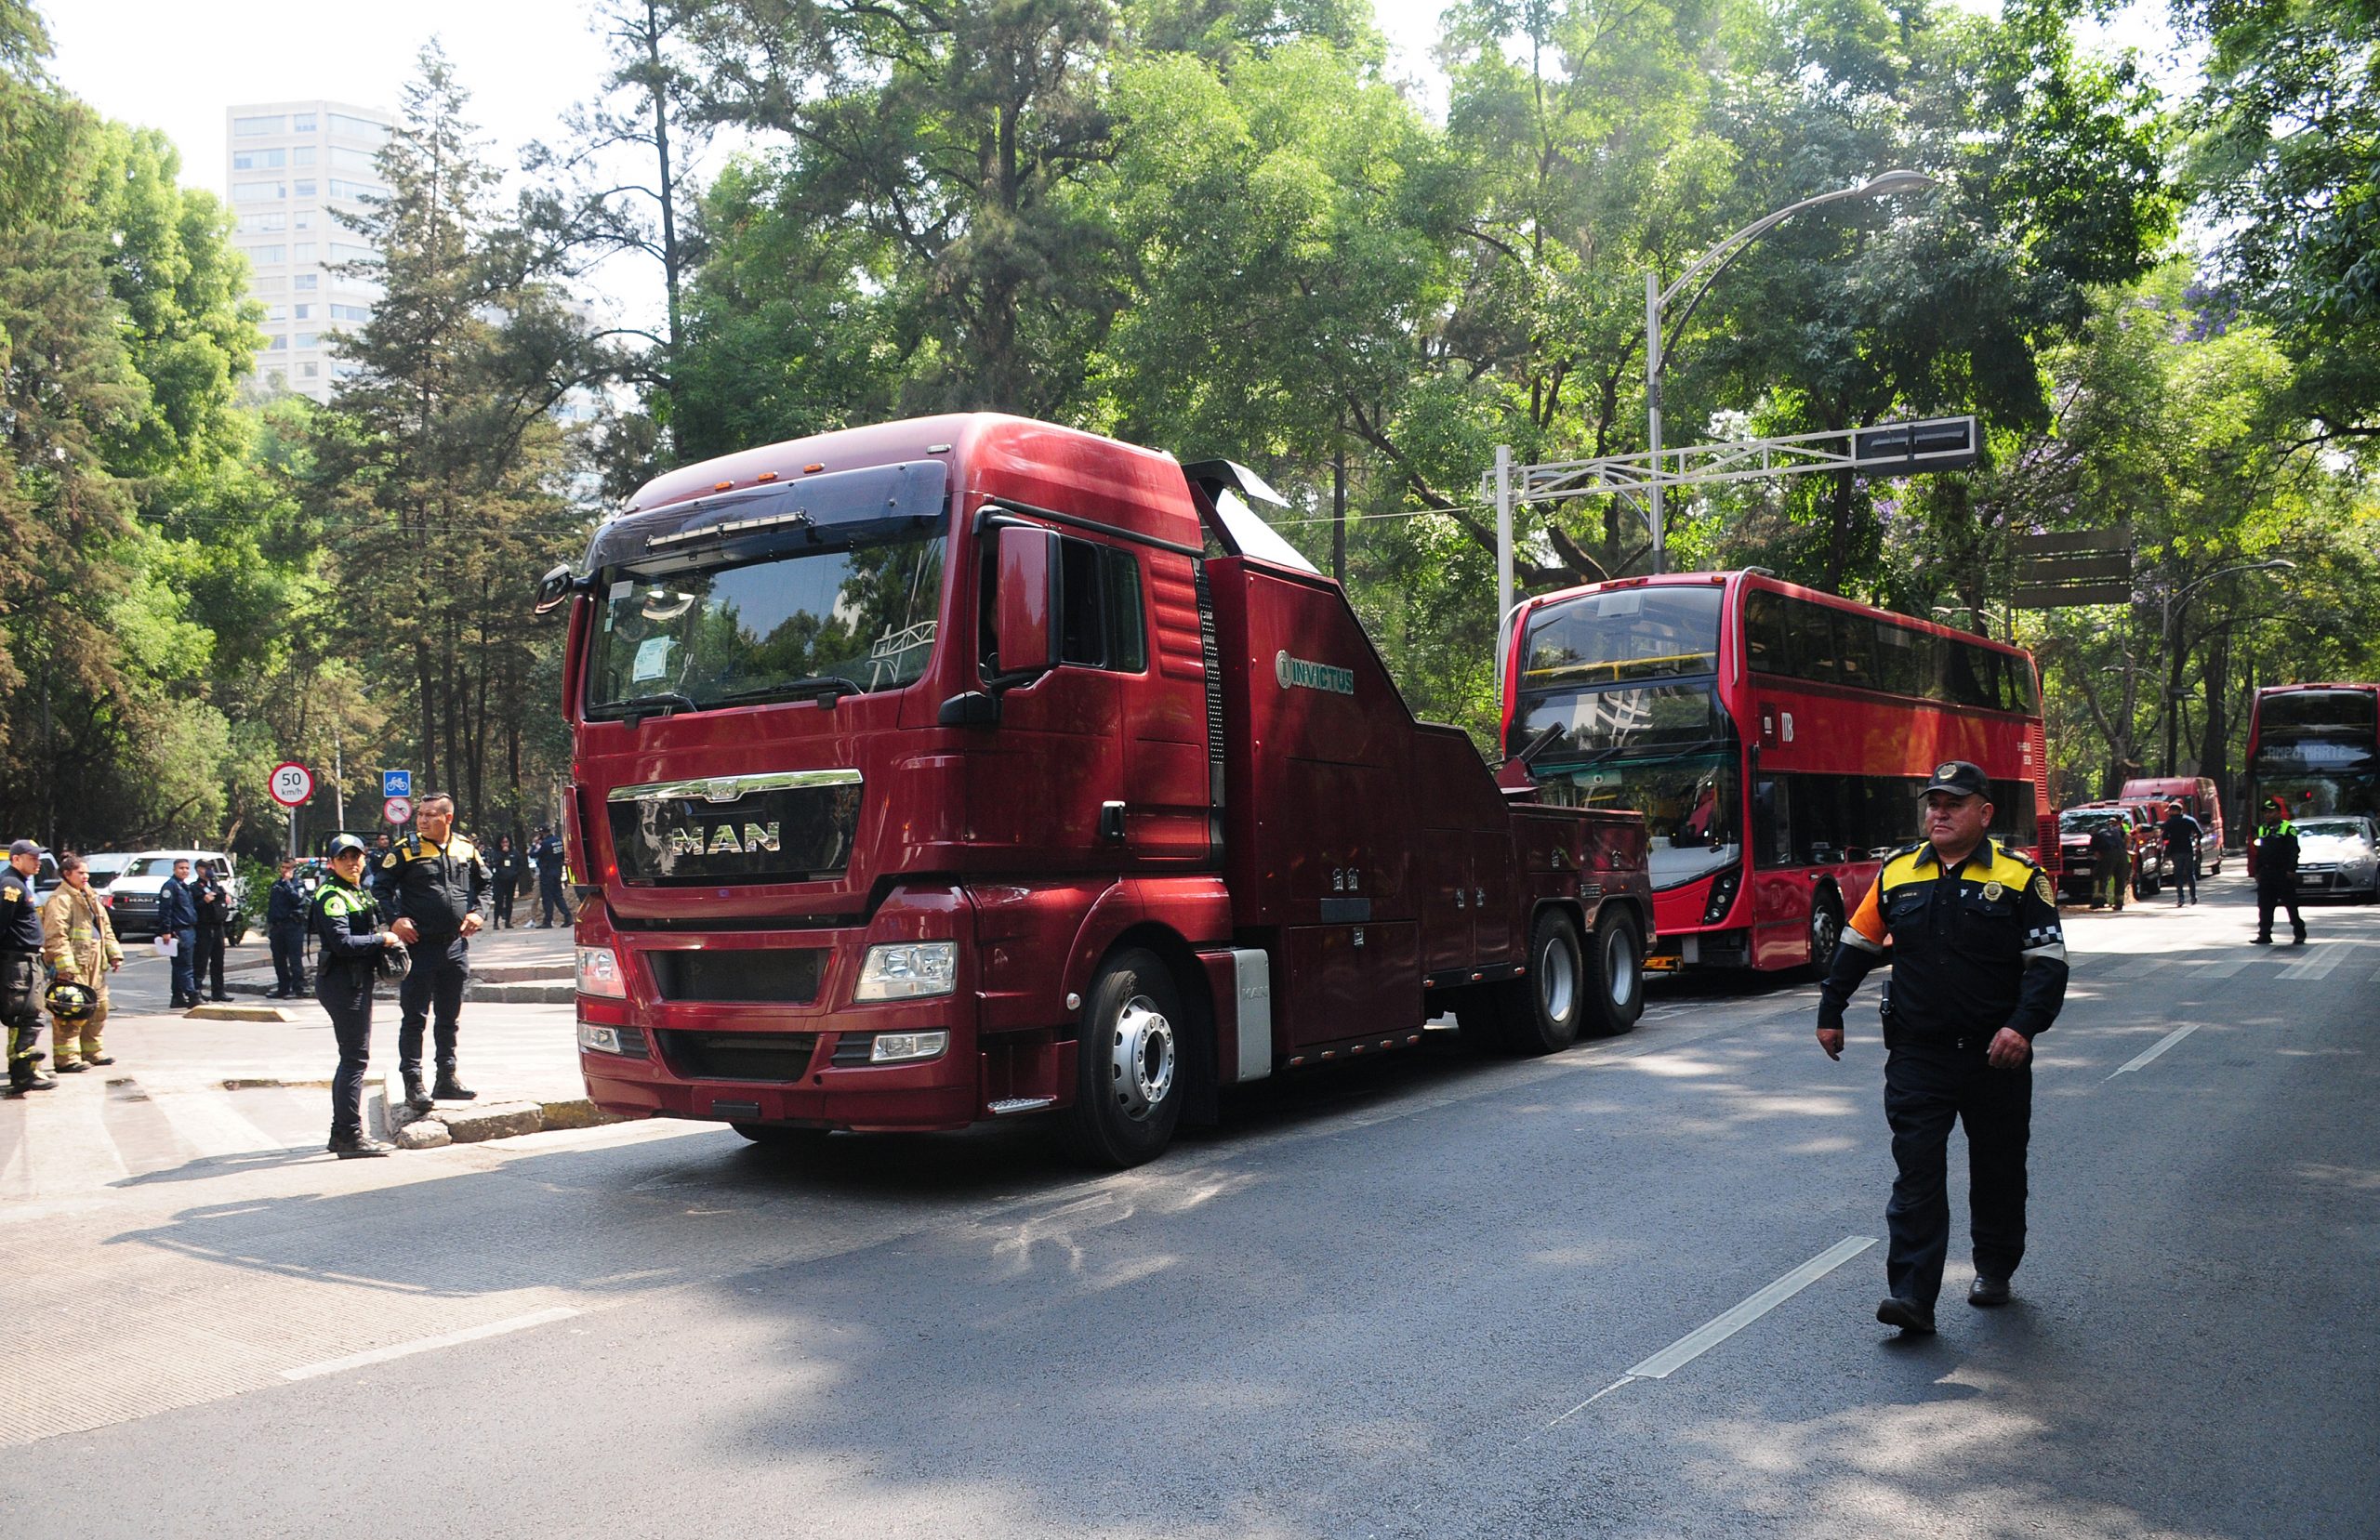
[3,842,124,1098]
[314,791,496,1157]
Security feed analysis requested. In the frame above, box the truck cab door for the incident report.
[965,524,1126,865]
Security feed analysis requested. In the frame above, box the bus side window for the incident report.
[1834,612,1878,690]
[1754,778,1792,868]
[1744,589,1789,675]
[1873,620,1921,696]
[1787,599,1838,685]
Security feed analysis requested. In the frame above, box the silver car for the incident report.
[2291,816,2380,902]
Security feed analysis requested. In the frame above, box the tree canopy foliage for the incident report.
[2,0,2374,853]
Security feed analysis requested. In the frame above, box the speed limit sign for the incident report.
[268,761,314,808]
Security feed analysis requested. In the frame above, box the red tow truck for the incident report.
[540,415,1652,1165]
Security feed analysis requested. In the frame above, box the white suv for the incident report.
[103,850,245,942]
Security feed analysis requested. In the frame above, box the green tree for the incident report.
[311,43,597,828]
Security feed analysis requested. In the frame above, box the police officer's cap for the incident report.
[7,838,37,858]
[1917,760,1990,799]
[327,834,369,859]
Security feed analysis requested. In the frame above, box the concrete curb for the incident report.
[224,975,573,1004]
[378,1067,622,1147]
[183,1003,289,1022]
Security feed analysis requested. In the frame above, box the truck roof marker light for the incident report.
[803,463,826,473]
[926,443,952,454]
[713,480,734,491]
[755,471,777,482]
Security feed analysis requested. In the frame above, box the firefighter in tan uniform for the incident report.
[41,852,125,1070]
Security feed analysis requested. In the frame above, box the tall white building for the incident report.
[224,99,394,402]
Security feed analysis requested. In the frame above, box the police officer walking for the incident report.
[1816,762,2070,1334]
[312,835,403,1157]
[3,840,57,1097]
[266,859,311,998]
[373,792,490,1111]
[2161,805,2202,907]
[2250,797,2307,945]
[41,852,123,1071]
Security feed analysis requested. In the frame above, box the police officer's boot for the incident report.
[6,1060,57,1096]
[328,1130,394,1158]
[431,1069,477,1101]
[403,1071,434,1112]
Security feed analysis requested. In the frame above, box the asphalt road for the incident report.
[4,875,2373,1538]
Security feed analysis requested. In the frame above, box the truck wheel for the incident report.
[1057,948,1185,1169]
[1499,911,1585,1056]
[733,1123,829,1152]
[1583,911,1645,1036]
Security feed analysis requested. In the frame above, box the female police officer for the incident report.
[312,834,406,1157]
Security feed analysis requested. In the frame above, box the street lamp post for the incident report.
[2159,559,2295,774]
[1644,169,1935,573]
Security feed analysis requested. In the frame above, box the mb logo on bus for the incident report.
[669,822,783,858]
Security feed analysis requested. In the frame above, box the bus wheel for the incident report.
[1807,890,1844,972]
[1500,911,1585,1056]
[733,1123,830,1152]
[1583,911,1645,1036]
[1057,947,1184,1169]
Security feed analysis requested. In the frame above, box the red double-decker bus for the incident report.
[1501,571,2053,973]
[2243,683,2380,875]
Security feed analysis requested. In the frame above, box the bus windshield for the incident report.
[1540,749,1742,889]
[1522,586,1722,689]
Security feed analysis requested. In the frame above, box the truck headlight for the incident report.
[854,941,957,1001]
[576,1022,648,1057]
[575,945,628,998]
[870,1030,949,1063]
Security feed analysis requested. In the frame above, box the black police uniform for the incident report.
[2161,809,2201,906]
[2251,815,2305,944]
[374,829,489,1092]
[2,862,51,1094]
[192,870,232,1001]
[1818,765,2069,1322]
[311,871,390,1146]
[488,845,520,928]
[267,875,310,995]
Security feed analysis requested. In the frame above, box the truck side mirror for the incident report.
[534,563,578,615]
[993,525,1059,677]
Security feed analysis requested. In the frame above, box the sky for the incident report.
[49,0,2190,336]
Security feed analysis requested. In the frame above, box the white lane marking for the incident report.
[281,1307,582,1380]
[2107,1023,2202,1079]
[22,1083,133,1198]
[148,1087,308,1162]
[1545,1235,1876,1427]
[2278,942,2357,981]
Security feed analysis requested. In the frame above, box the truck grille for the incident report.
[646,949,824,1004]
[656,1031,821,1081]
[607,770,862,887]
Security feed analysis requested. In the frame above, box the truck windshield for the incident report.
[587,533,945,715]
[1539,749,1742,890]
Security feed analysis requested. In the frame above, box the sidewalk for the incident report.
[1,929,589,1206]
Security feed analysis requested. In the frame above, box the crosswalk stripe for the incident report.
[20,1084,133,1194]
[2105,956,2167,981]
[147,1087,311,1163]
[2194,956,2255,979]
[2279,942,2358,981]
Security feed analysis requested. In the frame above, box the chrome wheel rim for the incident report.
[1540,935,1578,1024]
[1109,995,1175,1121]
[1602,926,1637,1009]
